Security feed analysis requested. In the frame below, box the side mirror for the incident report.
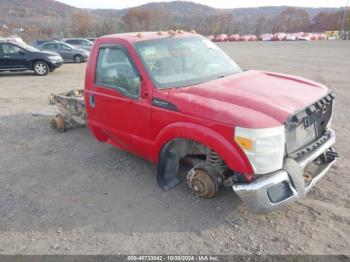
[19,50,25,55]
[129,76,142,98]
[132,76,142,88]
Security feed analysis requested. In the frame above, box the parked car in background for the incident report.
[61,38,93,51]
[318,33,327,40]
[249,34,258,41]
[0,40,63,75]
[260,34,273,41]
[213,34,228,42]
[239,35,257,41]
[205,35,215,41]
[238,35,257,41]
[272,33,287,41]
[286,33,298,41]
[296,32,304,39]
[311,33,319,40]
[32,39,57,48]
[239,35,250,41]
[40,42,89,63]
[228,34,240,41]
[299,33,312,41]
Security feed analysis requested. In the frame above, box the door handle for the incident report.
[3,56,10,58]
[89,93,95,108]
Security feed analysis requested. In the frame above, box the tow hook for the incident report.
[303,174,312,181]
[326,150,339,159]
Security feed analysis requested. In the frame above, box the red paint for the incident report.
[84,32,329,180]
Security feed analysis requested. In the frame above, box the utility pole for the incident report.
[341,0,349,38]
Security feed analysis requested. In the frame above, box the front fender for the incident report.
[151,122,254,180]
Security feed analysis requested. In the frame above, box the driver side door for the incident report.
[86,44,151,158]
[57,43,73,61]
[0,43,28,69]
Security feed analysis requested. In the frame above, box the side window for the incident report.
[82,40,91,46]
[95,47,141,99]
[59,44,70,51]
[2,44,22,55]
[44,43,56,49]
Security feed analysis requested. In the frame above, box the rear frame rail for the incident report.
[49,89,86,131]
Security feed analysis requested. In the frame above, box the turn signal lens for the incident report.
[235,136,253,151]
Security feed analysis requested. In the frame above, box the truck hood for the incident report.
[162,70,329,128]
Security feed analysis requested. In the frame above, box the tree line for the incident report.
[1,7,349,41]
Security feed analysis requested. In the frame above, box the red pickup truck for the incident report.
[84,31,337,212]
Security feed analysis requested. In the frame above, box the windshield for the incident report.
[134,36,241,89]
[17,43,40,52]
[62,43,77,49]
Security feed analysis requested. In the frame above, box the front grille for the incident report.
[285,93,334,157]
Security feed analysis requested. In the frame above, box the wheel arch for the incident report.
[74,54,83,62]
[30,59,50,70]
[152,122,254,177]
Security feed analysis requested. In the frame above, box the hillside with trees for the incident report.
[0,0,348,41]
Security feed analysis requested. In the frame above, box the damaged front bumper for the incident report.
[232,129,336,213]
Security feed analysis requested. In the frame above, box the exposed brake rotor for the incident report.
[187,166,222,198]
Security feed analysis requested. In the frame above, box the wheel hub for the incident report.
[187,167,220,198]
[35,64,47,74]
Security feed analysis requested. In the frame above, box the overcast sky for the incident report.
[56,0,348,9]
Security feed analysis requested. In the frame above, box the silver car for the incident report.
[40,42,89,63]
[61,38,93,51]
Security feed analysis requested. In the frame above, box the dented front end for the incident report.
[232,93,338,212]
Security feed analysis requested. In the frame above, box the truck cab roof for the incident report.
[98,31,198,43]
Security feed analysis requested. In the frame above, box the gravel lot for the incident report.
[0,40,349,255]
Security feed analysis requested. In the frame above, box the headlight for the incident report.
[235,126,285,174]
[49,55,62,61]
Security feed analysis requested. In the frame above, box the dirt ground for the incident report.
[0,41,349,255]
